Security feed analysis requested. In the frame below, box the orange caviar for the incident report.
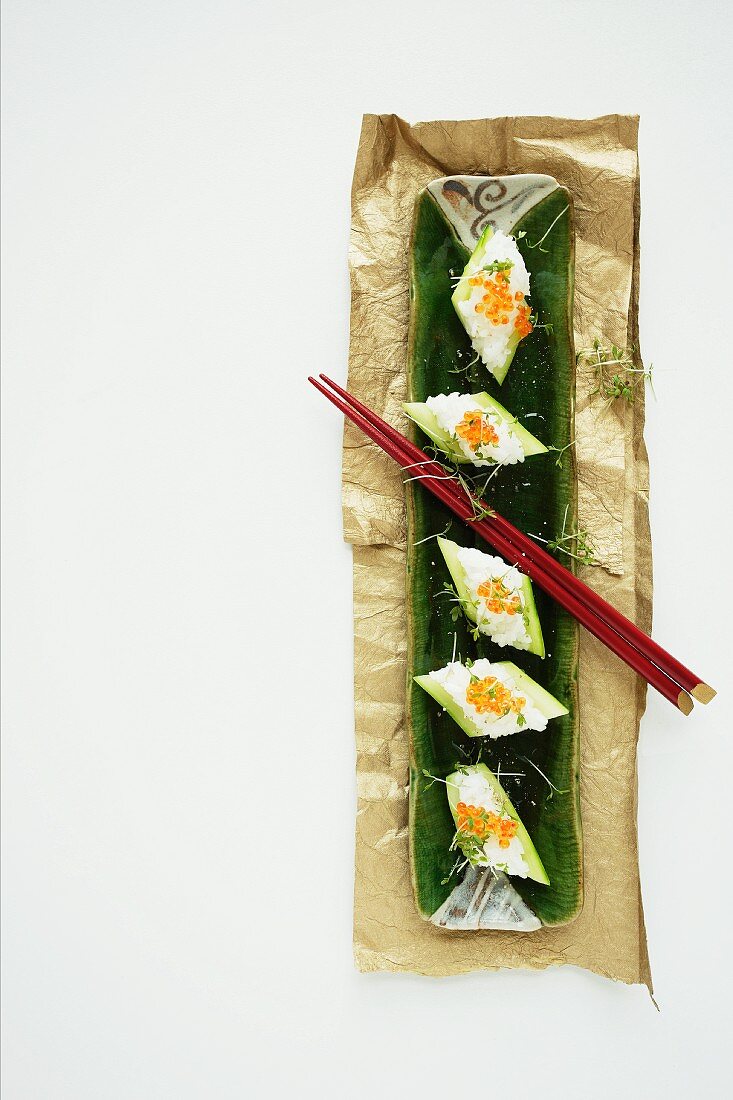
[470,270,514,326]
[455,801,518,849]
[465,675,525,717]
[514,302,533,338]
[468,270,533,337]
[455,409,499,453]
[477,576,521,616]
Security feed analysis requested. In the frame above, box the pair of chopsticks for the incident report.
[310,373,715,715]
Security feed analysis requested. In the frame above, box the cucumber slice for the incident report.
[403,391,547,465]
[402,401,458,457]
[493,661,569,719]
[414,674,483,738]
[437,537,476,619]
[446,764,550,885]
[437,536,545,658]
[520,577,545,658]
[414,659,566,736]
[451,225,525,384]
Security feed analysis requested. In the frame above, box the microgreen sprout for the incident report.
[518,755,570,801]
[402,444,501,523]
[495,763,526,783]
[439,581,482,640]
[528,312,554,334]
[455,468,498,522]
[440,854,468,886]
[546,438,576,468]
[401,458,437,471]
[419,457,499,522]
[449,259,514,287]
[577,338,655,408]
[522,204,570,253]
[448,351,480,377]
[480,259,514,276]
[413,521,452,547]
[402,471,458,486]
[451,828,486,865]
[531,503,597,565]
[471,461,506,493]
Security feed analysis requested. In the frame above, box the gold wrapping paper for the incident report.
[344,115,652,988]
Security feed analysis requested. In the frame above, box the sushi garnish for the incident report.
[414,657,567,739]
[466,672,525,717]
[403,391,547,469]
[456,802,518,849]
[438,538,545,656]
[456,408,499,452]
[465,267,533,339]
[451,227,533,383]
[446,764,549,882]
[477,576,521,616]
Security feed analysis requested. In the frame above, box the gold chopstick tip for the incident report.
[691,682,716,705]
[677,691,694,716]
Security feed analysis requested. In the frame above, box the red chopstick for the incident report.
[319,374,714,707]
[311,375,714,714]
[311,376,686,711]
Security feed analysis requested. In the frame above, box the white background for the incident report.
[3,1,732,1096]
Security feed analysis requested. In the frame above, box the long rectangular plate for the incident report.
[406,177,582,928]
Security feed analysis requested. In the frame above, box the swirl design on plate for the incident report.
[470,179,510,236]
[430,175,558,247]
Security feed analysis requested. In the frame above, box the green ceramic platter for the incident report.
[405,181,583,928]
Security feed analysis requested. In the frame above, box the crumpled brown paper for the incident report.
[344,115,652,988]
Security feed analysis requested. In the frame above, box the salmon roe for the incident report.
[470,270,515,327]
[455,801,518,849]
[513,302,534,338]
[477,576,521,617]
[455,409,499,453]
[469,269,534,340]
[465,675,525,717]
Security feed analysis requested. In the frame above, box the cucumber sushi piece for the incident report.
[438,536,545,657]
[415,658,567,739]
[447,763,549,884]
[451,226,534,384]
[403,390,546,467]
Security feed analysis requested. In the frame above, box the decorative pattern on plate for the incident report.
[427,174,558,249]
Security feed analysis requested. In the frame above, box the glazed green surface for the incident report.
[406,186,582,926]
